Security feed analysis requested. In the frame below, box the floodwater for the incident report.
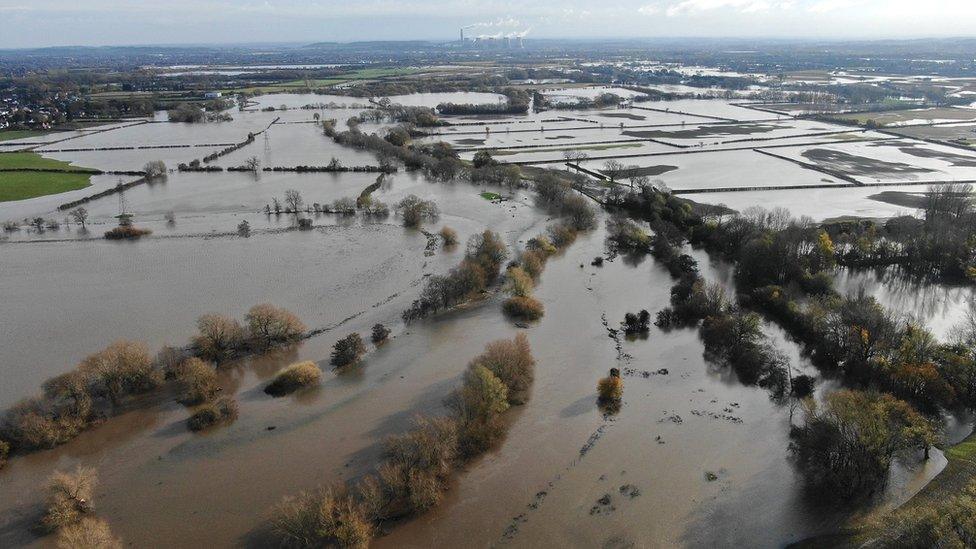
[0,92,967,548]
[0,209,947,549]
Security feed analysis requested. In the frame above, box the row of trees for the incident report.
[616,183,950,500]
[270,334,535,548]
[0,304,307,457]
[402,230,507,321]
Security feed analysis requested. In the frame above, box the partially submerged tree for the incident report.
[331,333,367,367]
[143,160,167,178]
[789,390,938,500]
[42,466,97,532]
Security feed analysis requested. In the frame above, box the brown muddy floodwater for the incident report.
[0,93,962,548]
[0,211,946,549]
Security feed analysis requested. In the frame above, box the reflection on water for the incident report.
[834,266,975,340]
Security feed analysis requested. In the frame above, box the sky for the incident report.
[1,0,975,48]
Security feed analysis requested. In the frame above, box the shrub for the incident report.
[519,250,547,280]
[468,333,535,405]
[547,223,578,249]
[534,172,569,205]
[381,416,459,514]
[503,296,545,320]
[56,518,123,549]
[396,195,439,228]
[384,416,458,483]
[103,226,151,240]
[270,491,321,547]
[466,230,508,283]
[0,400,76,451]
[193,314,245,362]
[622,310,651,334]
[371,324,391,344]
[598,372,623,403]
[561,194,596,231]
[439,226,458,246]
[270,485,375,548]
[143,160,167,178]
[526,235,557,256]
[245,304,306,348]
[447,366,510,457]
[0,439,8,469]
[174,357,218,405]
[42,466,97,532]
[265,361,322,396]
[504,266,534,298]
[187,396,238,431]
[78,341,161,406]
[331,334,367,367]
[791,374,816,398]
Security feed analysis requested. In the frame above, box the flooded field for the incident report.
[2,87,973,549]
[576,148,843,191]
[771,139,976,184]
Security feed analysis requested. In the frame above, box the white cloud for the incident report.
[665,0,788,16]
[638,4,660,15]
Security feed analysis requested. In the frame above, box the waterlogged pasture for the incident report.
[0,91,971,549]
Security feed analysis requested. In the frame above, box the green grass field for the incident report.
[0,171,91,202]
[0,152,89,170]
[0,152,94,201]
[0,130,53,142]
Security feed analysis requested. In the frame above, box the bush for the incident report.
[78,341,162,406]
[447,366,510,457]
[503,296,545,320]
[468,333,535,405]
[791,374,816,398]
[264,361,322,396]
[547,224,578,249]
[331,334,367,367]
[143,160,167,178]
[396,195,439,228]
[187,396,238,431]
[42,466,97,532]
[439,226,458,246]
[271,487,374,549]
[622,310,651,334]
[56,518,123,549]
[561,194,596,231]
[0,439,8,469]
[504,266,534,298]
[526,235,557,256]
[174,357,218,405]
[103,225,151,240]
[519,250,546,279]
[597,373,623,403]
[245,304,306,348]
[193,314,245,362]
[381,416,459,513]
[371,324,391,344]
[466,230,507,283]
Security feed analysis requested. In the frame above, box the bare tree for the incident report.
[69,207,89,229]
[244,156,260,172]
[603,159,624,183]
[284,189,304,214]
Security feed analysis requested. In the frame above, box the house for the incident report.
[204,92,222,99]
